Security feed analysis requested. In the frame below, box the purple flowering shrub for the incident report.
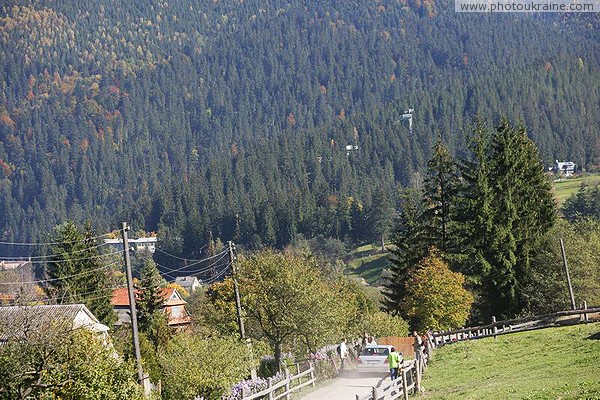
[226,372,285,400]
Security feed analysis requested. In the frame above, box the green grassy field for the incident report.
[418,322,600,399]
[553,174,600,206]
[346,243,390,285]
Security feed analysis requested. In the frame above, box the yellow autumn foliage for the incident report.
[401,249,473,331]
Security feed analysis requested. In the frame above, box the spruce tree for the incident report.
[136,257,165,334]
[421,140,462,255]
[45,222,115,325]
[383,189,427,315]
[484,120,556,317]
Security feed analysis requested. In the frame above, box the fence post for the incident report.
[582,301,588,322]
[295,363,301,388]
[492,316,497,339]
[309,361,315,387]
[285,368,291,400]
[401,367,409,400]
[415,353,422,393]
[267,377,273,400]
[330,353,339,375]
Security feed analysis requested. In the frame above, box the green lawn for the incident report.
[553,174,600,206]
[418,322,600,399]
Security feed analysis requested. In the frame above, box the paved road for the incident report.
[299,369,390,400]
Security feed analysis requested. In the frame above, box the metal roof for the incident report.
[0,304,108,342]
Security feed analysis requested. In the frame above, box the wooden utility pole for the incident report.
[228,241,245,339]
[122,222,144,384]
[559,238,576,310]
[227,241,256,379]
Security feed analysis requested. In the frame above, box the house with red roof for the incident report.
[111,287,191,330]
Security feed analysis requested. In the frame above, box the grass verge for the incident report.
[418,322,600,399]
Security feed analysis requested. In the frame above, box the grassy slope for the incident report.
[553,174,600,206]
[419,322,600,399]
[346,243,389,285]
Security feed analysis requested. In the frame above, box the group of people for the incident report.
[337,330,434,379]
[337,333,378,371]
[386,331,432,381]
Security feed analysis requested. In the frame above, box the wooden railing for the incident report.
[355,348,431,400]
[241,362,316,400]
[432,304,600,346]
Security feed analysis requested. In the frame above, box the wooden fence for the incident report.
[378,337,416,358]
[432,304,600,346]
[240,362,316,400]
[355,348,430,400]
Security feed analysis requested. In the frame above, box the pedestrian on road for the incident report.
[338,338,348,371]
[387,347,401,381]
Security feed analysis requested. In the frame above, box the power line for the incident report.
[154,243,215,263]
[9,249,123,265]
[155,251,228,275]
[0,260,122,285]
[0,230,120,247]
[0,241,113,261]
[202,261,232,285]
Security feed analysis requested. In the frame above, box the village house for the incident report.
[111,287,191,330]
[103,236,158,253]
[0,304,110,345]
[174,276,203,293]
[553,160,576,177]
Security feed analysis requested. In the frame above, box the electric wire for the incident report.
[154,243,215,262]
[0,240,113,261]
[0,230,121,247]
[11,249,124,265]
[155,251,228,275]
[0,260,123,285]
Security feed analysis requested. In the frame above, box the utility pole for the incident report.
[559,238,576,310]
[227,241,256,379]
[228,241,245,339]
[122,222,144,384]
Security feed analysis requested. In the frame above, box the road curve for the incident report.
[299,369,390,400]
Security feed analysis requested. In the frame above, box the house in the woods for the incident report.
[553,160,576,177]
[0,304,110,344]
[111,287,191,329]
[174,276,202,293]
[103,236,158,253]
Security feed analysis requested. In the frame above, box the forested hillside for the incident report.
[1,0,598,258]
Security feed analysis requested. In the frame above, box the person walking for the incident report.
[338,338,348,371]
[387,347,402,381]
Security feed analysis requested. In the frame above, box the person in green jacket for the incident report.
[387,347,402,381]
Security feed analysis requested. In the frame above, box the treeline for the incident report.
[385,119,600,323]
[0,0,599,257]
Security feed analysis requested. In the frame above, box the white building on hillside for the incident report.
[553,160,576,177]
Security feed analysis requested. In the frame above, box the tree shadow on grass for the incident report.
[585,332,600,340]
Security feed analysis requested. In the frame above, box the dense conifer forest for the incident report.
[1,0,599,259]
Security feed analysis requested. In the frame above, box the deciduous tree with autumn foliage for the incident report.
[401,248,473,332]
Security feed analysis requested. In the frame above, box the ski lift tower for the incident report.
[400,108,414,135]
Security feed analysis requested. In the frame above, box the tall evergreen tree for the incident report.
[483,120,556,317]
[136,257,165,334]
[421,140,462,255]
[383,189,427,315]
[45,222,115,325]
